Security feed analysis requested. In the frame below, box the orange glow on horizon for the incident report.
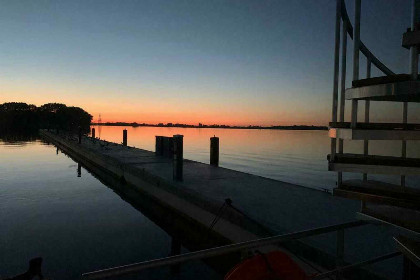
[0,86,329,127]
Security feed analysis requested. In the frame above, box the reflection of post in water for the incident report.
[170,237,181,275]
[77,163,81,177]
[97,114,102,139]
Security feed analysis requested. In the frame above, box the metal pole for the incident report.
[410,0,419,80]
[338,19,347,186]
[339,20,348,152]
[403,0,419,187]
[351,0,361,129]
[331,0,342,159]
[363,59,371,182]
[402,102,408,187]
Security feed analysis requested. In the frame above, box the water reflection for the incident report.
[0,137,221,280]
[77,163,81,177]
[93,125,420,190]
[0,132,39,144]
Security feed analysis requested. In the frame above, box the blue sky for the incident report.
[0,0,416,125]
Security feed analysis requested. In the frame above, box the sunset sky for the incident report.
[1,0,416,126]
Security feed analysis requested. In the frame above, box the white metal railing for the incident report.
[329,0,416,189]
[82,221,384,279]
[331,0,396,161]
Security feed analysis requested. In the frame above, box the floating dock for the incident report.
[40,129,401,279]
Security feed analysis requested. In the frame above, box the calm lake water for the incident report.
[94,126,420,190]
[1,127,419,279]
[0,137,220,280]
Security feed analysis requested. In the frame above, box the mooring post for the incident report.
[78,127,82,144]
[77,163,81,177]
[210,136,219,166]
[173,135,183,181]
[123,129,127,146]
[155,136,163,155]
[92,128,96,139]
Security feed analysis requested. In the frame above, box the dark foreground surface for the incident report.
[0,136,220,280]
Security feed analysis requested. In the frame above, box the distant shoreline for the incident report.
[91,122,328,130]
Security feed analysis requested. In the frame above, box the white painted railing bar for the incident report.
[359,43,394,76]
[339,0,394,76]
[410,0,419,79]
[331,0,342,159]
[351,0,361,129]
[337,18,348,185]
[338,18,348,143]
[363,59,371,182]
[82,221,367,279]
[339,1,394,76]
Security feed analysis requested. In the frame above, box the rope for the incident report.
[208,198,231,231]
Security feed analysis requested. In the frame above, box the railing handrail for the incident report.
[340,0,395,76]
[82,220,367,279]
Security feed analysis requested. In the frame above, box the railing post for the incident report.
[410,0,420,80]
[351,0,361,129]
[401,103,409,187]
[331,0,342,161]
[403,0,419,187]
[173,135,183,181]
[210,136,219,167]
[363,59,371,182]
[91,128,96,139]
[123,129,127,146]
[338,18,348,186]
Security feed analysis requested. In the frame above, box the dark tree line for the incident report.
[0,102,92,134]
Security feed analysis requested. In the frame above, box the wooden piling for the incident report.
[173,135,183,181]
[210,136,219,167]
[92,128,96,139]
[123,129,127,146]
[77,163,81,177]
[155,136,163,155]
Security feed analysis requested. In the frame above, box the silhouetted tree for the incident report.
[0,102,92,134]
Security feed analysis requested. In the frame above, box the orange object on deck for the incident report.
[224,251,309,280]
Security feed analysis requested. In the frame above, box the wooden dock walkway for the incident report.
[40,130,399,279]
